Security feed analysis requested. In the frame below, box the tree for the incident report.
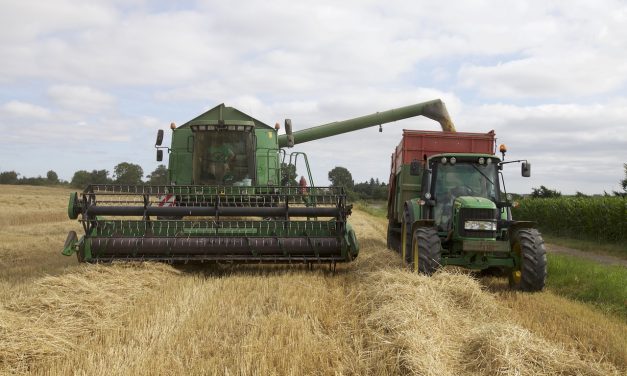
[46,170,59,184]
[531,185,561,198]
[146,164,168,185]
[0,171,19,184]
[70,170,91,188]
[328,166,354,189]
[70,169,112,188]
[114,162,144,185]
[280,163,298,186]
[621,163,627,193]
[91,169,111,184]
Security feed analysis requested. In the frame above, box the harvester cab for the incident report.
[387,131,547,291]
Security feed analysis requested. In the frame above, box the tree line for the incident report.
[3,162,624,199]
[327,166,389,201]
[0,163,168,188]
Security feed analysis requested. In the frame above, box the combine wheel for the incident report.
[411,227,441,275]
[509,229,547,292]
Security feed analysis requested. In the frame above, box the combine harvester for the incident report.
[62,99,455,266]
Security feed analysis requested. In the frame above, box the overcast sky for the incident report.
[1,0,626,194]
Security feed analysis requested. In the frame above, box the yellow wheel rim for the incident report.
[511,270,522,285]
[511,240,522,285]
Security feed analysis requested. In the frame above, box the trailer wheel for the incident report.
[387,220,400,252]
[411,227,441,275]
[402,209,414,262]
[509,229,547,292]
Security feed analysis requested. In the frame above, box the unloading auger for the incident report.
[62,99,454,264]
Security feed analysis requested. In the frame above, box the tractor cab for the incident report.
[425,154,501,235]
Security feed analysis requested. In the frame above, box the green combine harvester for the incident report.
[62,99,454,265]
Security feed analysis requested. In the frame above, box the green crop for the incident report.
[513,196,627,244]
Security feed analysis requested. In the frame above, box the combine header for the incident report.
[62,99,454,265]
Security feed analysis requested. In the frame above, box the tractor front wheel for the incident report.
[509,229,547,292]
[411,227,441,275]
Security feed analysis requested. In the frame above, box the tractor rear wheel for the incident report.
[509,229,547,292]
[411,227,441,275]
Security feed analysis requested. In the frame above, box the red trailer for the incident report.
[388,130,496,224]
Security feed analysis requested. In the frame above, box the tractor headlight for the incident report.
[464,220,497,231]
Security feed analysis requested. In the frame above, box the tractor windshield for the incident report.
[193,130,255,185]
[433,161,498,230]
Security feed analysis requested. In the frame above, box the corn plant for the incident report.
[513,196,627,243]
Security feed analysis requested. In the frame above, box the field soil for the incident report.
[1,186,625,375]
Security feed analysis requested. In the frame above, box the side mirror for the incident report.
[156,149,163,162]
[521,162,531,177]
[284,119,294,147]
[156,129,164,146]
[410,159,422,176]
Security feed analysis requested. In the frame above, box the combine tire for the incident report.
[411,227,441,275]
[509,229,547,292]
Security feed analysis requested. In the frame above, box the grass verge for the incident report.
[547,253,627,319]
[542,234,627,260]
[353,200,387,218]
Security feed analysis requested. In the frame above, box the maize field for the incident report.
[514,196,627,245]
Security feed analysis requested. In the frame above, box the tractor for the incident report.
[386,130,546,291]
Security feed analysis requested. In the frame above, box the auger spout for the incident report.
[278,99,455,147]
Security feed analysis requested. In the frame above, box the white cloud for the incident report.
[48,85,115,113]
[0,101,51,119]
[459,54,627,99]
[0,0,625,194]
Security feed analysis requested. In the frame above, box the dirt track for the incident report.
[0,186,625,375]
[546,243,627,267]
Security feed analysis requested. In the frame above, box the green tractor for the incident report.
[62,99,455,266]
[387,130,547,291]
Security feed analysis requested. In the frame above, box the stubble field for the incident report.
[0,185,625,375]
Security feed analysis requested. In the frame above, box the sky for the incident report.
[0,0,626,194]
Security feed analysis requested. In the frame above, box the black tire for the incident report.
[411,227,441,275]
[403,209,414,262]
[387,220,401,252]
[509,228,547,292]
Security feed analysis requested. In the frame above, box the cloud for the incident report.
[48,85,115,113]
[0,101,51,119]
[459,54,627,99]
[0,0,626,194]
